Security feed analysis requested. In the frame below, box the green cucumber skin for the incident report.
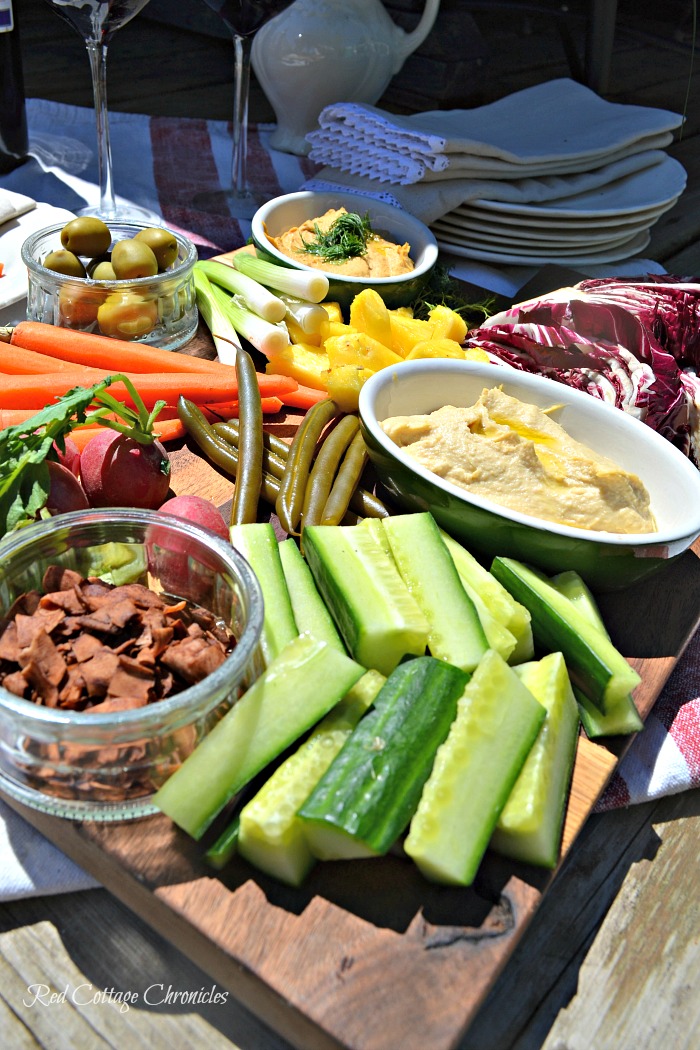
[382,513,488,673]
[298,656,469,858]
[278,538,346,653]
[491,653,580,869]
[404,650,546,886]
[490,557,640,712]
[576,686,643,737]
[153,634,365,840]
[302,524,429,676]
[229,523,298,666]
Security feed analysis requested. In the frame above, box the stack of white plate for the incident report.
[430,153,686,266]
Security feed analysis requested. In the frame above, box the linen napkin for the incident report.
[304,150,687,227]
[306,80,683,185]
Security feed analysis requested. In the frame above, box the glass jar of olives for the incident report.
[21,219,198,352]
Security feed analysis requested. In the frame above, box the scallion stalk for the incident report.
[197,259,287,323]
[211,283,289,359]
[232,252,329,304]
[273,290,329,336]
[194,267,242,366]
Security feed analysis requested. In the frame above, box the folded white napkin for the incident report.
[307,79,683,185]
[0,201,75,313]
[305,150,687,227]
[0,188,36,225]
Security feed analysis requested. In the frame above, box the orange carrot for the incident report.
[9,321,237,377]
[279,383,328,410]
[200,397,283,420]
[0,408,43,428]
[0,369,297,411]
[0,344,79,375]
[68,417,187,451]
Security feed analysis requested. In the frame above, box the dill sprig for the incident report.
[299,211,374,263]
[411,264,497,325]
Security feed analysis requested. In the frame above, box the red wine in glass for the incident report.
[199,0,294,215]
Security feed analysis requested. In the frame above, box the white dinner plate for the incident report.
[451,198,677,231]
[0,201,76,312]
[434,229,651,266]
[431,214,655,246]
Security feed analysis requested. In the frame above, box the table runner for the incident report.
[0,99,698,900]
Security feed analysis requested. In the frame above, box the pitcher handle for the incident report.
[393,0,442,70]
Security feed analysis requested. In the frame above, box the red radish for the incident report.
[45,461,90,515]
[157,495,229,539]
[54,437,81,477]
[80,428,171,509]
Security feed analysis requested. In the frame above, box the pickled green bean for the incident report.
[321,429,371,525]
[230,348,263,526]
[275,398,339,535]
[302,414,360,529]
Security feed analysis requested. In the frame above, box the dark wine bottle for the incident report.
[0,0,28,174]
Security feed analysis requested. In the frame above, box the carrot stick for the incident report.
[0,369,297,411]
[200,397,283,420]
[9,321,237,377]
[279,383,328,410]
[68,417,187,451]
[0,408,43,428]
[0,344,78,374]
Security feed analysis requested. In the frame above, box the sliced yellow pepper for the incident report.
[406,337,466,361]
[349,288,393,348]
[265,342,331,391]
[325,331,403,372]
[322,301,344,324]
[388,311,436,357]
[428,304,468,343]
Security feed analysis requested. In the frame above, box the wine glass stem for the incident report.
[231,33,252,198]
[86,41,116,216]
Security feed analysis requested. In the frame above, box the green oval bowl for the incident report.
[250,191,438,315]
[358,359,700,592]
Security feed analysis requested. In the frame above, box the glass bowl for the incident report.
[0,509,264,822]
[21,221,198,352]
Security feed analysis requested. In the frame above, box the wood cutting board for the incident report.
[3,315,700,1050]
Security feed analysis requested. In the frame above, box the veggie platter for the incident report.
[1,222,700,1050]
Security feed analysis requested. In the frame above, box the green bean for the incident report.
[321,429,371,525]
[230,348,263,526]
[212,421,286,480]
[301,414,360,529]
[177,397,280,505]
[213,415,391,520]
[275,398,340,535]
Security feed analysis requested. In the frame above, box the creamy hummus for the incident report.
[380,386,656,534]
[268,208,414,277]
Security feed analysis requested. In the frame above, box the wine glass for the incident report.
[43,0,159,221]
[198,0,295,217]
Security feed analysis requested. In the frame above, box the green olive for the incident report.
[43,249,87,278]
[60,217,112,257]
[90,260,117,281]
[97,291,158,339]
[134,227,178,270]
[86,252,112,277]
[110,238,159,280]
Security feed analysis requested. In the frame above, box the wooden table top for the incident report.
[1,325,700,1050]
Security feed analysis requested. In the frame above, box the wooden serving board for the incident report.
[4,323,700,1050]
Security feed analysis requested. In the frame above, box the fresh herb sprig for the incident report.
[411,263,497,325]
[299,211,374,264]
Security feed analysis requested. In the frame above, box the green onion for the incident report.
[232,252,329,304]
[211,283,289,359]
[273,290,328,336]
[197,259,287,323]
[194,267,242,366]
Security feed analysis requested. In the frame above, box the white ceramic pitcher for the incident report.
[251,0,442,156]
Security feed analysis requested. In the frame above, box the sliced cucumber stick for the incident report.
[491,557,641,713]
[278,537,346,653]
[303,523,429,675]
[490,652,580,868]
[439,529,534,662]
[230,523,298,666]
[382,513,488,672]
[237,669,385,885]
[299,656,469,860]
[153,634,365,839]
[404,649,546,886]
